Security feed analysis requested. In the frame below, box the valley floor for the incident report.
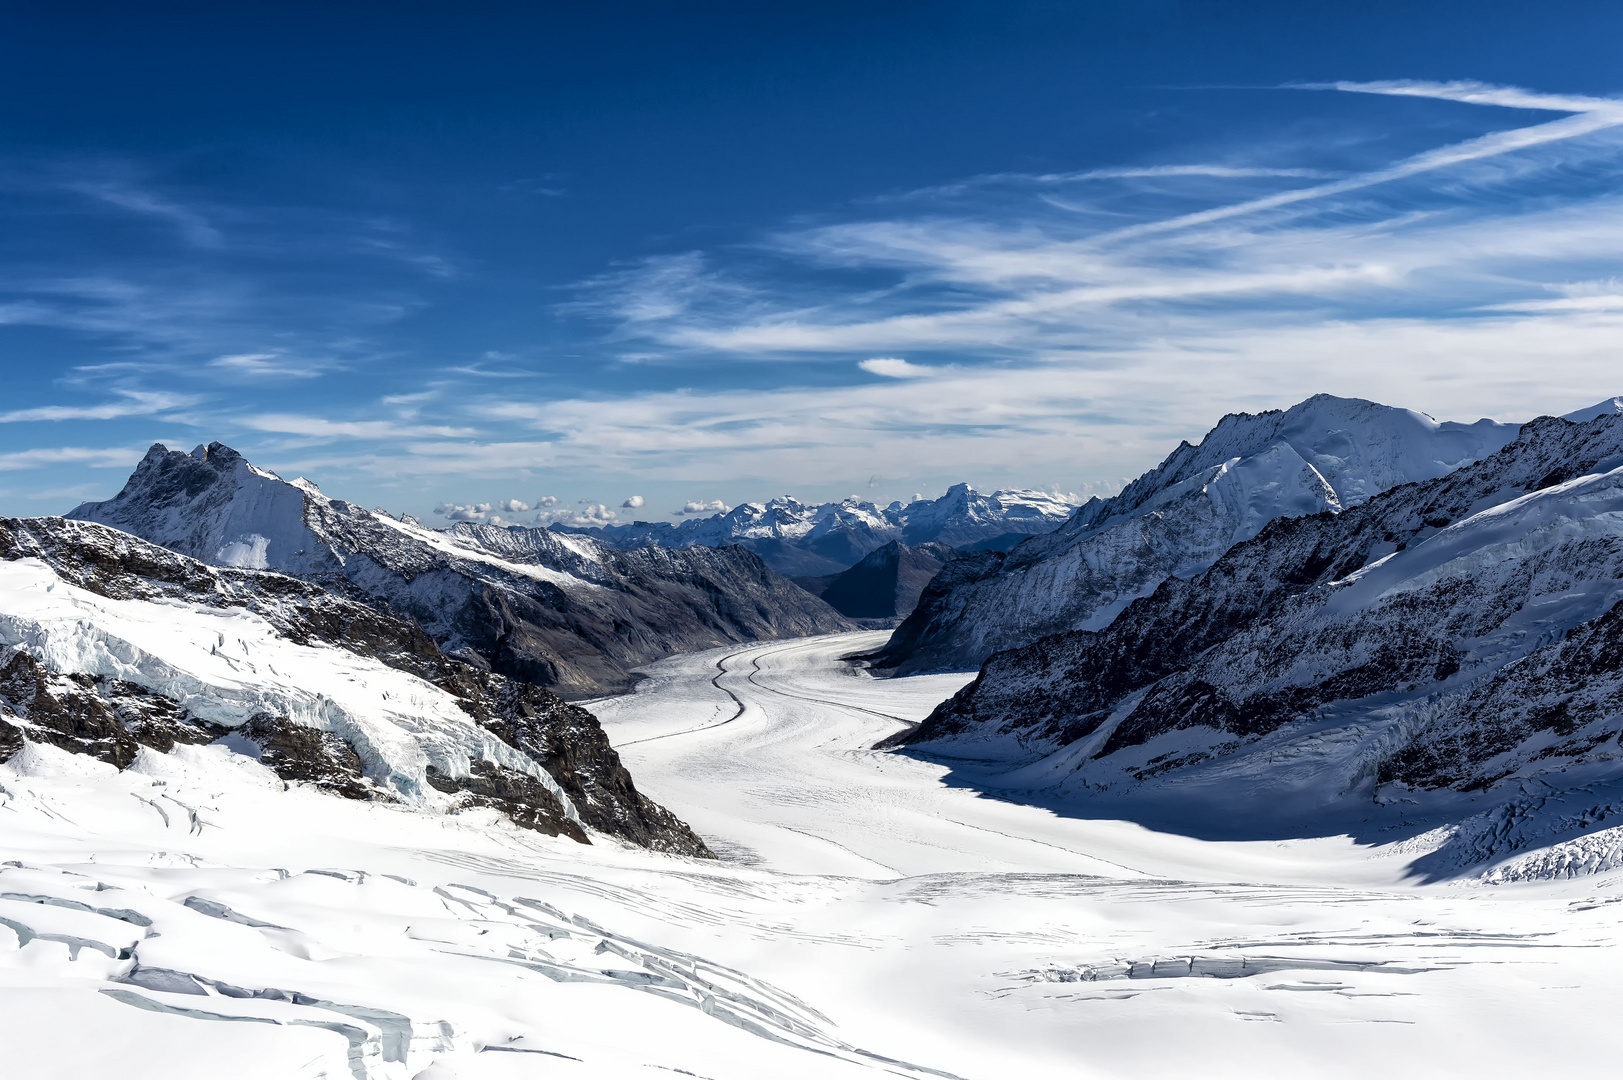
[3,632,1620,1078]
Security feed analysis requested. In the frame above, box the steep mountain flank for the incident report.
[0,515,711,856]
[67,443,852,697]
[872,395,1518,674]
[904,410,1623,818]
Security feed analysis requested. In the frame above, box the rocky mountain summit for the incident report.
[68,443,852,697]
[562,483,1073,576]
[903,406,1623,858]
[0,515,711,855]
[872,395,1522,674]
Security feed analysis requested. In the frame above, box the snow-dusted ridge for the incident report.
[68,443,853,697]
[873,394,1523,673]
[903,403,1623,859]
[562,483,1076,576]
[0,557,574,814]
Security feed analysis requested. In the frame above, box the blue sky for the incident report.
[4,1,1623,527]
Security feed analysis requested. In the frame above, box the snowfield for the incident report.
[4,631,1621,1078]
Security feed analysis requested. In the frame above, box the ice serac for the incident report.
[904,406,1623,840]
[67,443,853,698]
[564,485,1074,575]
[0,515,712,856]
[872,394,1520,674]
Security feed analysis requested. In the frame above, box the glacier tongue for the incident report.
[0,557,578,820]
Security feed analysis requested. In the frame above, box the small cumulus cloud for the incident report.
[622,494,645,508]
[540,503,619,528]
[859,357,942,379]
[536,495,559,508]
[434,501,494,522]
[676,499,730,516]
[498,499,531,512]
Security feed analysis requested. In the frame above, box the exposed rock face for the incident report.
[237,713,375,801]
[798,541,956,620]
[564,484,1074,576]
[0,647,220,768]
[67,443,853,697]
[426,760,589,844]
[905,411,1623,811]
[873,395,1520,674]
[0,515,712,857]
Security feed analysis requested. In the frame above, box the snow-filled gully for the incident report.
[4,632,1622,1079]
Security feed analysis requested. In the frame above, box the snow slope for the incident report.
[5,631,1622,1079]
[874,394,1521,673]
[68,443,852,696]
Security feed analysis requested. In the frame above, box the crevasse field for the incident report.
[3,631,1618,1079]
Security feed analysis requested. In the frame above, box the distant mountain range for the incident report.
[67,443,852,697]
[557,484,1076,576]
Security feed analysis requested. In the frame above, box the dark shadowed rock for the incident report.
[810,541,957,620]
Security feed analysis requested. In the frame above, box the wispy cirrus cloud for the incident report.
[0,388,203,423]
[570,80,1623,372]
[236,414,482,441]
[0,445,147,471]
[64,179,223,247]
[207,353,334,380]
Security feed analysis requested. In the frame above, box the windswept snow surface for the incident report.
[5,631,1622,1078]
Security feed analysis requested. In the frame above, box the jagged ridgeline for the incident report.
[561,483,1075,576]
[67,442,853,697]
[871,395,1535,674]
[0,516,711,856]
[904,405,1623,844]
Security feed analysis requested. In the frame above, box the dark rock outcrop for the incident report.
[800,541,957,620]
[0,648,221,768]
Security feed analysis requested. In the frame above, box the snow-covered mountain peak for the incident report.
[1070,394,1517,541]
[68,443,852,696]
[72,442,332,574]
[875,395,1526,674]
[1563,395,1623,423]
